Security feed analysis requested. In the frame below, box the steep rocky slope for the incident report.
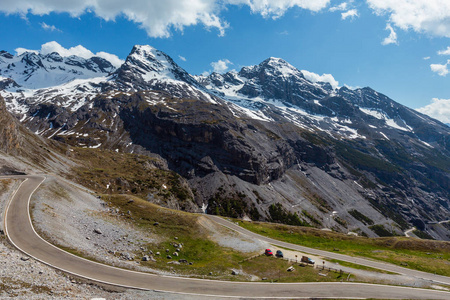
[0,45,449,240]
[0,96,21,154]
[0,95,71,174]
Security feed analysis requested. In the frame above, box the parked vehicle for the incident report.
[301,256,315,264]
[275,250,284,258]
[265,249,273,256]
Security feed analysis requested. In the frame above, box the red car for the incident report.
[265,249,273,256]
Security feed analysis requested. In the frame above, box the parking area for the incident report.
[266,246,323,265]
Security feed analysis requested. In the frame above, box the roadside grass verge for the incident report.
[239,221,450,276]
[105,194,248,278]
[326,259,398,274]
[240,255,354,283]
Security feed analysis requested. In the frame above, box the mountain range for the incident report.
[0,45,449,240]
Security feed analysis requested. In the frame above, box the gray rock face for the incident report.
[237,57,329,105]
[0,96,20,154]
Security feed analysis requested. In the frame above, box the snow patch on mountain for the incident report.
[0,76,108,114]
[226,101,273,122]
[359,107,412,132]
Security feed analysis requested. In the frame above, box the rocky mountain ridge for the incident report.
[0,45,449,240]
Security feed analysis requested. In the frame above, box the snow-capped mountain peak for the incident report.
[120,44,181,81]
[0,50,116,89]
[239,57,304,81]
[262,57,304,78]
[110,45,214,102]
[117,44,202,84]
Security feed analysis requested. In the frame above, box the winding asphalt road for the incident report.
[3,175,450,299]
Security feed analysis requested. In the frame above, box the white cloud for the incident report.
[381,23,398,45]
[367,0,450,38]
[438,46,450,56]
[341,9,358,20]
[416,98,450,124]
[329,2,348,12]
[40,41,94,58]
[14,41,124,68]
[40,22,61,32]
[178,55,187,61]
[211,59,232,73]
[95,52,125,68]
[0,0,330,38]
[329,2,358,21]
[15,48,38,55]
[301,69,339,89]
[430,60,450,76]
[423,56,431,60]
[228,0,330,19]
[344,84,361,90]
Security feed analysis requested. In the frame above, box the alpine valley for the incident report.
[1,45,449,240]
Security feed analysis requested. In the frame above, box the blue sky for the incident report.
[1,0,450,123]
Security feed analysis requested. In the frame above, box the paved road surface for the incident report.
[3,175,450,299]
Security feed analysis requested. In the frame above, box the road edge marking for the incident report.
[4,177,28,239]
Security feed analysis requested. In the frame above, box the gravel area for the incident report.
[31,176,171,274]
[197,216,268,253]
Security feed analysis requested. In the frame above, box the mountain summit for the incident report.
[105,45,213,101]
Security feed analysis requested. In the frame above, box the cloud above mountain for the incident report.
[211,59,233,73]
[417,98,450,124]
[15,41,124,68]
[301,70,339,89]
